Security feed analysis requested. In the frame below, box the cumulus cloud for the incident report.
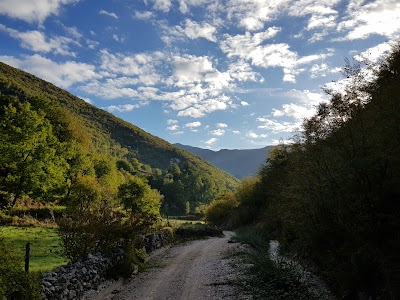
[264,89,328,132]
[99,10,118,19]
[257,117,301,133]
[224,0,340,40]
[145,0,172,12]
[167,124,180,131]
[354,41,395,64]
[184,121,202,128]
[105,104,141,112]
[0,25,78,56]
[210,129,225,136]
[98,50,164,86]
[133,10,155,21]
[0,0,78,23]
[112,34,125,43]
[216,123,228,128]
[272,103,314,120]
[337,0,400,40]
[1,54,99,88]
[163,19,217,43]
[220,28,331,82]
[246,131,268,139]
[204,137,218,145]
[241,101,249,106]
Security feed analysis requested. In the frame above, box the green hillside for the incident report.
[0,62,238,213]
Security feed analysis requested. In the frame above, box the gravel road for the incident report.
[107,231,248,300]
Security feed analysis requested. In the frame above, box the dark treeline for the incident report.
[207,44,400,299]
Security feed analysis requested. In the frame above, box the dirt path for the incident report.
[107,231,248,300]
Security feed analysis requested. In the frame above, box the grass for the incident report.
[0,226,68,272]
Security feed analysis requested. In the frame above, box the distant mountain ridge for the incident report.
[174,143,273,178]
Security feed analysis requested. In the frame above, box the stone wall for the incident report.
[41,229,172,300]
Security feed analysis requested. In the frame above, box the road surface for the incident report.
[108,231,248,300]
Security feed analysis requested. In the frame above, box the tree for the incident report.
[0,95,67,205]
[118,177,162,219]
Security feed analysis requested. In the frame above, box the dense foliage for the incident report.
[207,44,400,299]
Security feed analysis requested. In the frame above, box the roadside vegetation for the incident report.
[206,44,400,299]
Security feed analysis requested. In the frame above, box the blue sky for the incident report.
[0,0,398,150]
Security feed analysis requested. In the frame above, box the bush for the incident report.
[205,191,238,227]
[57,201,125,260]
[175,223,223,239]
[0,239,41,300]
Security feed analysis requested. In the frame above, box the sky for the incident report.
[0,0,399,150]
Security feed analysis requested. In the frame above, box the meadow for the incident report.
[0,226,68,272]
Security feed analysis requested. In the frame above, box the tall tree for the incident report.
[0,95,67,205]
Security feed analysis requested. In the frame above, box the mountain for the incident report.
[174,143,273,178]
[0,62,239,210]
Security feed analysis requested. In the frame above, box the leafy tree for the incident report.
[0,95,67,205]
[118,177,162,219]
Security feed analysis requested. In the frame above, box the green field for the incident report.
[0,226,68,272]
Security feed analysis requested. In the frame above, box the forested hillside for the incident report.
[174,144,273,178]
[0,62,238,214]
[206,44,400,299]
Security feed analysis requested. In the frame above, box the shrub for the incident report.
[57,201,124,260]
[175,223,223,239]
[205,191,238,227]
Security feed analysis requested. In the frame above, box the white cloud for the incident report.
[164,19,217,43]
[105,104,140,112]
[167,124,180,131]
[241,101,249,106]
[272,103,314,120]
[204,137,218,145]
[176,95,231,118]
[167,119,178,125]
[99,10,118,19]
[112,34,125,43]
[184,121,201,128]
[225,0,286,31]
[0,0,78,23]
[216,123,228,128]
[0,25,78,56]
[283,89,328,106]
[171,55,214,84]
[246,131,268,139]
[133,10,154,21]
[225,0,340,40]
[337,0,400,40]
[220,28,331,82]
[232,130,241,134]
[257,117,301,133]
[354,41,394,64]
[172,131,184,135]
[210,129,225,136]
[1,54,99,88]
[99,50,163,83]
[146,0,172,12]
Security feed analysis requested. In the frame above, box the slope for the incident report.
[0,62,238,206]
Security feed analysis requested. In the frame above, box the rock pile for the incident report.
[41,229,172,300]
[41,248,124,300]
